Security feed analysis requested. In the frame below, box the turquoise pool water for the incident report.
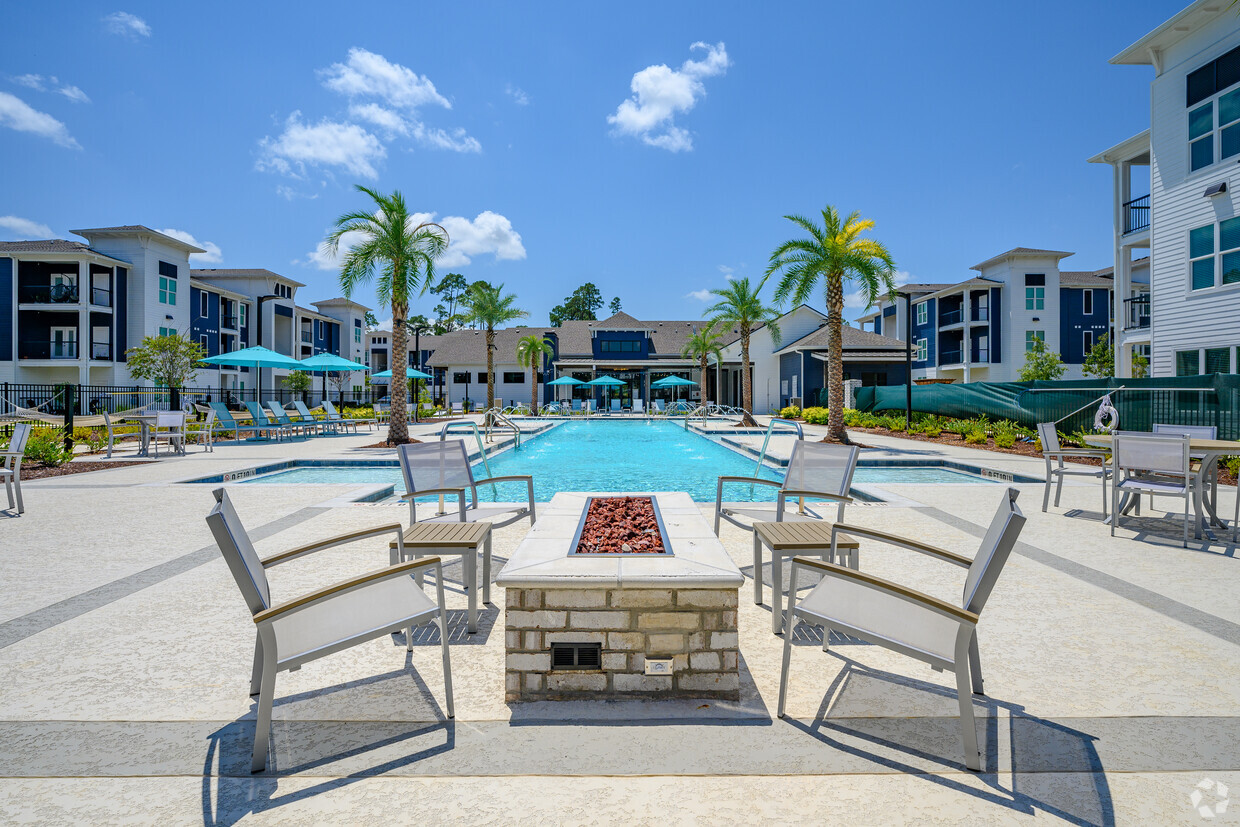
[240,420,999,501]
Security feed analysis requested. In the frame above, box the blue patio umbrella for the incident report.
[199,345,303,402]
[651,375,697,408]
[299,353,370,406]
[547,375,585,406]
[371,367,434,380]
[586,375,625,411]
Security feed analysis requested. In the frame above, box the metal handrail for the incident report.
[482,408,522,449]
[753,417,804,477]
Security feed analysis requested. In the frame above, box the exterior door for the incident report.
[51,326,77,358]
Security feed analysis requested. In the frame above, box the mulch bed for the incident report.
[359,439,422,449]
[22,461,149,480]
[575,496,666,554]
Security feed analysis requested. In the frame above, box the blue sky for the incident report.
[1,1,1174,327]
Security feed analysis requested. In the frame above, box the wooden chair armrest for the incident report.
[828,523,972,567]
[717,476,782,488]
[791,556,978,624]
[254,557,442,624]
[262,523,405,567]
[778,489,854,504]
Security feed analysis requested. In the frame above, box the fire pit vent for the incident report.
[550,642,601,670]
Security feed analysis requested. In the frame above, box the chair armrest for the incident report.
[400,487,469,500]
[474,475,534,486]
[253,557,442,624]
[1044,449,1109,459]
[0,451,24,458]
[791,556,978,624]
[261,523,405,567]
[828,523,972,568]
[717,476,783,489]
[778,489,854,504]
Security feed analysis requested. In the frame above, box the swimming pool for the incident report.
[235,420,1012,501]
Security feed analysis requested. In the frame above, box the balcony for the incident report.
[940,350,963,365]
[301,330,312,343]
[91,342,112,360]
[1123,296,1150,331]
[222,313,239,330]
[19,339,78,359]
[971,348,989,363]
[90,286,112,307]
[971,307,989,323]
[939,309,963,326]
[19,284,78,304]
[1123,194,1150,235]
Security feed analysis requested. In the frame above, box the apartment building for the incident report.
[1090,0,1240,378]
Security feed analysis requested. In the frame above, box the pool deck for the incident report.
[1,414,1237,824]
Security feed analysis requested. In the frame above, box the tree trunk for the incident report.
[390,303,410,444]
[486,328,496,411]
[530,362,538,413]
[699,355,708,410]
[739,325,758,427]
[825,275,848,443]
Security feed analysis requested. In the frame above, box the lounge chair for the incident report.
[1036,423,1111,515]
[245,402,298,441]
[206,488,453,772]
[266,401,317,437]
[398,440,536,528]
[207,403,270,443]
[1111,431,1195,547]
[632,399,644,415]
[151,411,186,457]
[322,400,368,433]
[652,400,666,415]
[185,406,218,452]
[610,399,622,414]
[777,488,1027,772]
[1,422,31,514]
[291,401,334,435]
[715,439,860,536]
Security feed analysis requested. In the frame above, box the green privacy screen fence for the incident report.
[849,374,1240,439]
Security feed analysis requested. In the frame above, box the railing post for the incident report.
[63,383,75,452]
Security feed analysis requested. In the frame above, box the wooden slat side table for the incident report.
[391,521,492,633]
[753,521,859,634]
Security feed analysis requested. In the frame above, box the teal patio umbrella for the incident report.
[300,353,369,406]
[651,375,697,409]
[372,367,435,421]
[586,375,625,411]
[199,345,303,403]
[547,375,584,406]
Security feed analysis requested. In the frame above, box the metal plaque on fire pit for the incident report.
[569,495,672,555]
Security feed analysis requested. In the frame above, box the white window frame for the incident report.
[1082,289,1093,315]
[50,326,77,358]
[1188,84,1240,173]
[1083,330,1094,354]
[916,302,927,325]
[916,337,928,361]
[159,276,177,305]
[1025,330,1044,352]
[1188,219,1240,291]
[1025,286,1044,311]
[159,327,175,338]
[354,325,362,343]
[239,304,247,328]
[199,291,208,318]
[201,334,210,352]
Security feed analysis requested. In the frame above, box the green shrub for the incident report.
[800,407,829,425]
[964,429,988,445]
[25,428,74,467]
[842,408,860,427]
[1222,455,1239,476]
[778,405,801,420]
[994,431,1016,449]
[922,425,942,438]
[82,429,109,453]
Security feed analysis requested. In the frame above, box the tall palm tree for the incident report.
[516,334,554,413]
[325,185,448,445]
[462,282,528,410]
[680,323,724,412]
[704,277,781,427]
[764,206,896,443]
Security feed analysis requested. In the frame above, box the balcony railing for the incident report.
[1124,194,1150,234]
[301,331,312,343]
[940,350,963,364]
[19,340,78,359]
[91,342,112,360]
[1124,295,1150,330]
[972,307,989,322]
[90,286,112,307]
[971,348,989,363]
[222,313,239,329]
[19,284,78,304]
[939,309,963,326]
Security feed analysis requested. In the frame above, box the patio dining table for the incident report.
[120,412,187,457]
[1085,433,1240,540]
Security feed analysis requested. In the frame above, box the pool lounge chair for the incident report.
[206,487,453,772]
[267,401,318,437]
[292,401,336,435]
[632,399,644,415]
[208,403,270,443]
[245,402,298,441]
[398,440,536,529]
[777,488,1027,772]
[322,400,368,433]
[652,400,665,415]
[715,439,860,536]
[610,399,622,414]
[1,422,31,514]
[451,402,464,416]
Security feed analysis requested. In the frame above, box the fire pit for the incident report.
[497,492,743,702]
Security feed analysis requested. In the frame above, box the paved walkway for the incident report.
[0,416,1237,824]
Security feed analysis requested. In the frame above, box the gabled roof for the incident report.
[191,268,307,288]
[1059,269,1116,287]
[775,324,908,355]
[0,239,129,265]
[312,297,373,312]
[971,247,1074,271]
[71,225,206,254]
[588,311,646,330]
[1111,0,1224,67]
[422,326,557,367]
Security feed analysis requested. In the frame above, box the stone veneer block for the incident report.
[496,493,744,702]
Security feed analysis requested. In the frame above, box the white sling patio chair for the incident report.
[1110,430,1195,548]
[206,488,453,773]
[184,406,217,452]
[322,400,369,433]
[632,399,644,415]
[777,488,1027,772]
[397,440,536,528]
[151,411,186,457]
[715,440,860,536]
[1,422,31,514]
[1036,423,1112,515]
[451,401,464,415]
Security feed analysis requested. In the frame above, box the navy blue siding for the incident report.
[1058,287,1110,364]
[779,352,802,407]
[911,297,936,368]
[115,268,127,360]
[989,287,1001,363]
[0,258,11,361]
[592,330,648,359]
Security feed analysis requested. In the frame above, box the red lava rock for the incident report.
[575,496,666,554]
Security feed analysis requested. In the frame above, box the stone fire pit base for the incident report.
[505,587,739,702]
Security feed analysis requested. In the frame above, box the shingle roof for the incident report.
[71,225,207,254]
[422,326,558,367]
[776,324,907,354]
[971,247,1074,270]
[1058,270,1116,287]
[191,268,307,288]
[0,239,130,264]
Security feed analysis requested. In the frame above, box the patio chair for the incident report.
[150,411,186,457]
[1152,424,1218,510]
[397,440,536,528]
[373,401,391,424]
[244,402,296,441]
[632,399,644,415]
[610,399,622,414]
[206,488,453,773]
[184,406,217,452]
[584,399,595,416]
[292,401,335,435]
[715,440,860,536]
[1,422,31,514]
[1036,423,1112,515]
[103,410,127,458]
[451,401,464,415]
[653,400,666,415]
[268,401,319,437]
[1110,431,1195,548]
[208,403,269,443]
[777,488,1027,772]
[321,400,367,433]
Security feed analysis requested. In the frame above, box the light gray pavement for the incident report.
[0,415,1237,824]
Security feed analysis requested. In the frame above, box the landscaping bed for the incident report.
[23,461,149,480]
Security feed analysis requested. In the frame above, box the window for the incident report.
[1195,217,1240,290]
[453,371,470,384]
[599,339,641,353]
[916,302,927,325]
[503,371,525,383]
[239,304,247,328]
[354,322,362,343]
[1083,330,1094,353]
[1026,330,1044,352]
[199,291,208,317]
[1187,46,1240,171]
[159,327,175,338]
[477,372,488,383]
[1205,346,1231,374]
[1176,349,1200,376]
[159,276,177,305]
[200,335,209,352]
[916,338,927,361]
[1082,289,1093,315]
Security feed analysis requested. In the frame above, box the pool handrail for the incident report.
[754,417,804,478]
[483,409,522,450]
[439,420,497,484]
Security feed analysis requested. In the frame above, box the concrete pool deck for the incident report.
[0,415,1237,824]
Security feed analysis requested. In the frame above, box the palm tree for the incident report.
[680,323,724,413]
[325,185,448,445]
[462,281,528,411]
[516,334,554,413]
[764,206,896,443]
[704,277,781,427]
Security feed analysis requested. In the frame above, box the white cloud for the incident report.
[257,111,386,179]
[103,12,151,39]
[0,215,54,239]
[275,184,318,201]
[13,74,90,104]
[411,123,481,153]
[348,103,410,137]
[320,48,450,111]
[158,228,223,264]
[0,92,80,148]
[303,211,525,271]
[607,41,729,152]
[505,84,529,106]
[686,289,712,301]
